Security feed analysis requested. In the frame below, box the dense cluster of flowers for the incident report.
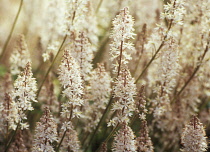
[112,123,137,152]
[32,107,58,152]
[58,49,83,119]
[0,0,210,152]
[10,35,31,75]
[9,62,37,130]
[110,7,136,75]
[181,116,207,152]
[108,69,137,126]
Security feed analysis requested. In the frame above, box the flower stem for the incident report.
[84,97,113,152]
[0,0,23,62]
[104,123,120,142]
[56,130,67,152]
[4,123,19,152]
[96,0,103,14]
[117,40,124,76]
[95,123,120,152]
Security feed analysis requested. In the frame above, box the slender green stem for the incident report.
[37,34,67,97]
[130,114,138,126]
[104,123,119,142]
[56,130,67,152]
[96,0,103,14]
[0,0,23,62]
[95,123,120,152]
[84,97,113,152]
[4,123,19,152]
[81,132,90,146]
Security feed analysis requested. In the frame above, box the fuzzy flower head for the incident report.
[181,116,207,152]
[161,0,186,25]
[111,7,135,41]
[0,93,12,133]
[108,69,137,126]
[0,73,13,98]
[9,62,37,130]
[32,107,58,152]
[58,49,83,119]
[13,62,37,110]
[136,86,148,120]
[60,121,81,152]
[112,123,137,152]
[136,120,154,152]
[9,130,28,152]
[10,35,31,75]
[110,7,136,74]
[64,0,88,35]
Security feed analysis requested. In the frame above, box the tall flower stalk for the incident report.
[10,35,31,75]
[112,123,137,152]
[110,7,136,76]
[32,107,58,152]
[108,68,137,127]
[10,62,37,130]
[57,49,83,151]
[58,49,83,119]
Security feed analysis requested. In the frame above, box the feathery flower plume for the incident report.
[0,93,12,139]
[89,63,111,108]
[135,87,154,152]
[161,0,186,25]
[10,62,37,130]
[108,69,136,127]
[58,49,83,119]
[181,116,207,152]
[112,123,137,152]
[0,73,13,98]
[64,0,88,35]
[10,35,31,75]
[145,0,185,58]
[32,107,58,152]
[8,130,28,152]
[136,120,154,152]
[136,86,148,120]
[59,122,81,152]
[110,7,136,75]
